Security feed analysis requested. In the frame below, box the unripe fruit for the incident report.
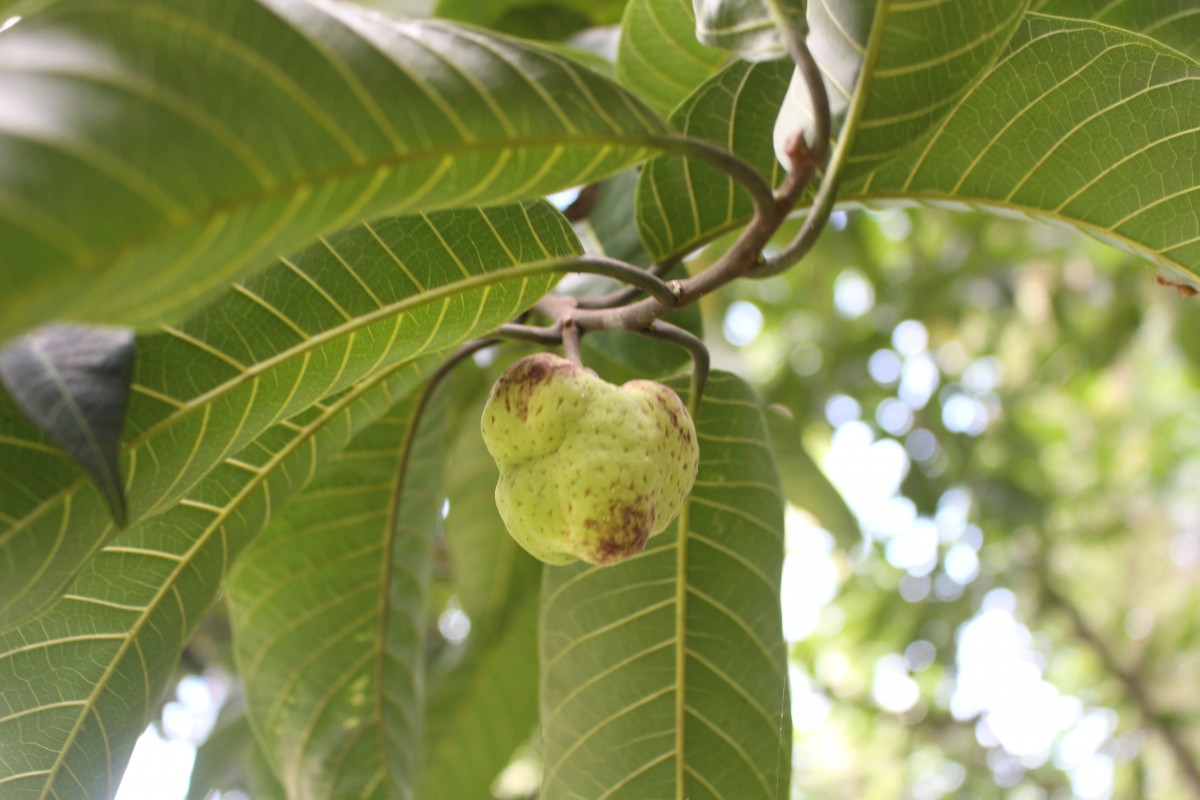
[481,353,699,566]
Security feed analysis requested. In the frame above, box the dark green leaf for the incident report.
[540,372,791,800]
[0,324,133,526]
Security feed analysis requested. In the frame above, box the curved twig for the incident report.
[567,254,682,308]
[493,321,562,346]
[754,1,890,278]
[651,134,780,226]
[575,258,683,310]
[561,319,583,366]
[637,319,710,406]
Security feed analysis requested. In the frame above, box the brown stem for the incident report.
[1042,581,1200,795]
[494,322,562,346]
[561,319,583,366]
[637,320,709,403]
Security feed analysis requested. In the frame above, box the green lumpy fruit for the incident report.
[481,352,700,566]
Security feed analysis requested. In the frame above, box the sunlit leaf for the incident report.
[1031,0,1200,61]
[855,14,1200,284]
[0,0,666,339]
[774,0,1026,177]
[637,59,791,262]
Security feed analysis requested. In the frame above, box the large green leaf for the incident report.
[853,14,1200,284]
[639,0,1026,262]
[776,0,1026,178]
[0,354,437,800]
[1031,0,1200,61]
[616,0,729,116]
[0,0,667,340]
[227,378,448,799]
[0,202,578,629]
[539,372,790,800]
[418,378,542,798]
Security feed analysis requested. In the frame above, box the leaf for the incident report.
[0,201,579,630]
[1031,0,1200,62]
[539,372,791,800]
[637,59,792,262]
[0,324,134,526]
[853,14,1200,285]
[442,378,542,633]
[0,0,667,339]
[616,0,729,115]
[764,404,860,551]
[693,0,806,63]
[774,0,1027,178]
[436,0,628,29]
[227,376,449,799]
[0,354,437,800]
[585,171,655,268]
[418,589,540,800]
[638,0,1027,262]
[418,375,542,798]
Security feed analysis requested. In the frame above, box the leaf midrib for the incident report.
[11,131,661,295]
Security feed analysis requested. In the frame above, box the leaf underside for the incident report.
[540,372,791,800]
